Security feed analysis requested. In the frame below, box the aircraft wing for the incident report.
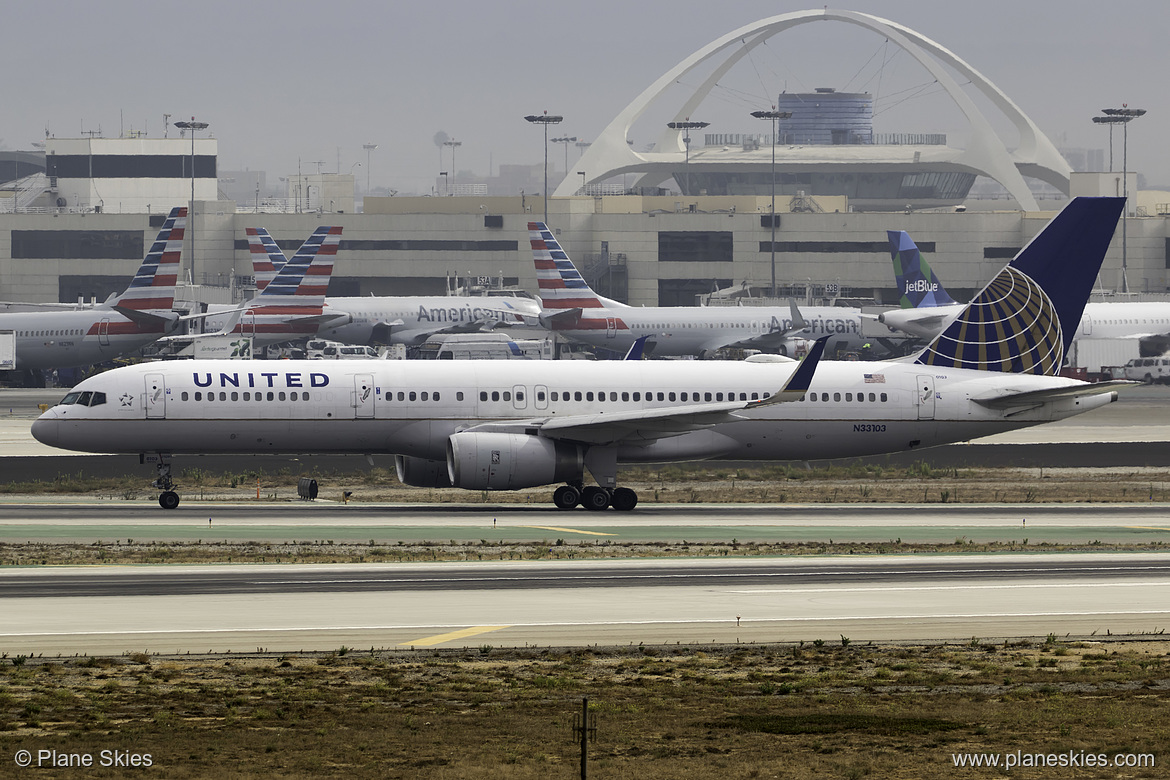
[110,306,179,328]
[971,380,1135,415]
[469,336,826,447]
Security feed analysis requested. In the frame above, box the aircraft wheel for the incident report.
[611,487,638,512]
[159,491,180,510]
[581,486,610,511]
[553,485,580,510]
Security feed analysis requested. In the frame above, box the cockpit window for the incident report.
[57,390,107,407]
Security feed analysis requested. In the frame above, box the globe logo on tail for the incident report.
[916,266,1062,376]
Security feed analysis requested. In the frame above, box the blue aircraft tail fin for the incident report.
[914,197,1123,375]
[887,230,957,309]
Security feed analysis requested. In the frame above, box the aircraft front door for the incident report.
[354,374,374,418]
[145,373,166,419]
[916,374,936,420]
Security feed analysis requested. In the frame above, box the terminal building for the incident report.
[0,9,1167,322]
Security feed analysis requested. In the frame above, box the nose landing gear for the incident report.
[146,454,181,509]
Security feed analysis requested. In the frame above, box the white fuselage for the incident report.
[315,296,543,346]
[549,304,865,357]
[0,308,172,371]
[33,358,1111,468]
[881,301,1170,344]
[198,296,544,348]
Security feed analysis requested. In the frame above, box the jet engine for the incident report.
[446,432,583,490]
[394,455,452,488]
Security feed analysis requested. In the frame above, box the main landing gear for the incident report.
[551,482,639,512]
[148,454,181,509]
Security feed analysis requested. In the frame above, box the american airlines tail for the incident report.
[887,229,957,309]
[109,206,186,314]
[245,227,287,292]
[529,221,622,311]
[915,197,1124,375]
[237,226,341,336]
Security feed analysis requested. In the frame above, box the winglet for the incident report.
[750,335,829,407]
[624,335,650,361]
[788,299,809,331]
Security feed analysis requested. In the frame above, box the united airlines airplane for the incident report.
[879,228,1170,347]
[32,198,1127,511]
[0,207,186,375]
[244,227,543,347]
[530,222,865,358]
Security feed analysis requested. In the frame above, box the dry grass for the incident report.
[8,462,1170,506]
[2,639,1167,778]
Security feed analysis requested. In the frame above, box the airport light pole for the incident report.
[174,117,209,287]
[551,136,577,185]
[362,143,378,193]
[525,112,563,225]
[751,109,792,298]
[443,139,461,192]
[667,120,709,196]
[1093,106,1146,294]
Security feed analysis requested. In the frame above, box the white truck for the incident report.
[1122,356,1170,384]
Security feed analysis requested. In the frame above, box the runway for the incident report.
[3,554,1168,655]
[3,386,1170,656]
[3,501,1170,545]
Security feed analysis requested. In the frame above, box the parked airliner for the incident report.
[0,207,186,376]
[879,228,1170,349]
[244,227,543,347]
[32,198,1127,511]
[530,222,865,358]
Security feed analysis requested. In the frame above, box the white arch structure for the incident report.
[556,8,1070,211]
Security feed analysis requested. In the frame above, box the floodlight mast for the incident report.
[525,113,563,225]
[1093,106,1146,293]
[751,109,792,298]
[173,117,209,286]
[667,120,709,197]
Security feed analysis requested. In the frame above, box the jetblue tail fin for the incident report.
[529,221,619,310]
[915,197,1123,375]
[887,230,957,309]
[111,207,186,312]
[245,228,287,292]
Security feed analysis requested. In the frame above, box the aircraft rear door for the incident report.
[98,318,111,347]
[606,317,617,339]
[145,373,166,418]
[354,374,374,418]
[916,374,935,420]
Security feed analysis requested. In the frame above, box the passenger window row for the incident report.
[179,391,311,402]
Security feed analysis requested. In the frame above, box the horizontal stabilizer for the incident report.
[972,380,1134,410]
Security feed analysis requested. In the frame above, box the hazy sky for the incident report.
[5,0,1167,193]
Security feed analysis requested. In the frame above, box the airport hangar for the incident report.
[1,8,1168,335]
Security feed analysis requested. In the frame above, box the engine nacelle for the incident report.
[446,432,583,490]
[394,455,452,488]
